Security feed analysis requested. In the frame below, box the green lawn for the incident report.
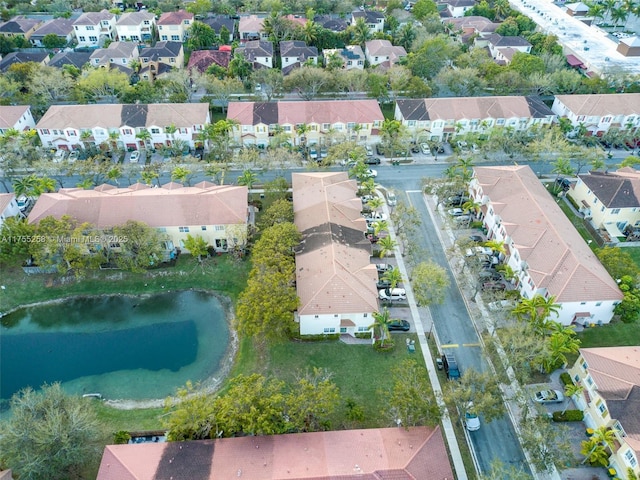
[92,403,165,434]
[578,321,640,348]
[380,103,395,121]
[622,246,640,268]
[553,195,599,252]
[232,334,424,429]
[0,255,250,314]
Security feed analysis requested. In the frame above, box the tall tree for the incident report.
[187,21,217,50]
[411,260,450,306]
[388,358,441,427]
[0,383,104,480]
[369,308,393,346]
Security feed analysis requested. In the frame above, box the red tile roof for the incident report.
[157,10,193,25]
[187,49,231,72]
[97,427,454,480]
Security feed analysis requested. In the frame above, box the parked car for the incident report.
[16,195,32,212]
[482,281,506,291]
[375,144,384,155]
[386,191,397,206]
[376,279,392,289]
[411,144,420,153]
[442,352,460,380]
[488,299,517,311]
[364,211,387,221]
[378,288,407,301]
[456,140,469,152]
[365,157,381,165]
[388,319,410,331]
[454,215,472,224]
[53,149,67,162]
[365,169,378,178]
[365,145,373,156]
[465,407,480,431]
[420,143,432,155]
[533,390,564,404]
[465,246,493,257]
[130,151,140,163]
[68,150,78,162]
[446,196,469,206]
[448,208,465,216]
[376,263,394,273]
[469,234,484,243]
[309,147,318,160]
[470,143,479,153]
[556,178,571,191]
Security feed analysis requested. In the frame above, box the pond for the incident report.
[0,290,230,402]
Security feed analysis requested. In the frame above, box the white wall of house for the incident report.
[448,5,472,17]
[569,177,640,230]
[158,20,190,42]
[488,43,530,58]
[116,19,155,41]
[0,107,35,134]
[299,312,373,336]
[162,224,246,252]
[74,18,116,47]
[0,196,21,229]
[551,97,640,136]
[253,55,272,68]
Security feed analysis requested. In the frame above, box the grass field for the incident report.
[578,320,640,347]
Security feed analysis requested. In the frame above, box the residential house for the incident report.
[90,41,139,68]
[293,172,376,336]
[0,16,42,40]
[235,40,273,68]
[395,96,556,141]
[351,10,385,33]
[568,347,640,479]
[444,16,500,44]
[322,45,365,70]
[227,100,384,148]
[48,51,91,70]
[73,10,117,47]
[0,105,36,133]
[0,193,23,229]
[618,36,640,57]
[482,34,532,62]
[441,0,476,18]
[202,15,235,42]
[238,14,267,41]
[97,427,454,480]
[28,182,248,254]
[157,10,193,42]
[552,94,640,136]
[569,168,640,236]
[30,18,75,47]
[0,52,49,72]
[469,165,623,326]
[187,48,231,73]
[364,39,407,68]
[566,2,590,16]
[36,103,210,151]
[315,14,348,32]
[280,40,318,74]
[139,41,184,80]
[115,11,155,42]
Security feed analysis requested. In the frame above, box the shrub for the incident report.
[552,410,584,422]
[373,339,395,352]
[355,332,372,339]
[293,333,340,342]
[560,372,573,386]
[113,430,131,444]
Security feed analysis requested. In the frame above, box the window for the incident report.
[122,128,132,135]
[201,226,207,231]
[40,129,49,135]
[78,36,86,42]
[574,374,580,383]
[625,450,637,468]
[612,208,620,214]
[602,116,611,123]
[144,20,150,25]
[315,315,319,318]
[496,118,505,125]
[67,130,77,136]
[340,327,347,333]
[157,227,167,232]
[322,123,330,131]
[363,313,368,317]
[586,375,593,386]
[593,198,598,204]
[347,122,356,130]
[215,239,227,249]
[334,314,338,318]
[597,401,608,417]
[596,301,602,306]
[581,359,588,370]
[323,327,336,333]
[357,326,369,332]
[215,225,224,231]
[179,227,190,233]
[151,128,160,134]
[161,35,168,40]
[89,36,97,42]
[171,35,180,41]
[170,57,175,63]
[87,26,95,31]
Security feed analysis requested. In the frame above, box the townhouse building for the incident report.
[115,11,155,42]
[28,182,248,254]
[395,96,556,142]
[36,103,210,152]
[0,105,36,134]
[226,100,384,148]
[568,347,640,480]
[552,93,640,136]
[73,10,117,47]
[470,165,623,326]
[157,10,192,42]
[569,168,640,235]
[293,172,378,337]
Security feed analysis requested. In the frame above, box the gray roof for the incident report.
[116,11,155,26]
[73,10,115,26]
[139,41,182,60]
[0,52,48,72]
[486,34,532,48]
[236,40,273,61]
[202,16,235,35]
[31,17,74,38]
[314,15,348,32]
[0,17,41,34]
[578,170,640,208]
[280,40,318,59]
[48,51,91,69]
[352,10,385,22]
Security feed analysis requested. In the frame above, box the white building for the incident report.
[0,105,35,134]
[73,10,116,47]
[115,11,155,42]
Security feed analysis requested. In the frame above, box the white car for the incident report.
[16,195,32,212]
[130,151,140,163]
[53,149,67,162]
[386,191,397,206]
[533,390,565,404]
[365,145,373,156]
[366,169,378,178]
[68,150,78,162]
[420,143,431,155]
[378,288,407,301]
[456,141,469,151]
[309,147,319,160]
[448,208,465,216]
[465,246,493,257]
[364,211,387,221]
[465,403,480,431]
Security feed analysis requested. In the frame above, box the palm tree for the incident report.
[351,18,371,47]
[461,198,481,219]
[13,176,38,198]
[456,157,475,181]
[369,308,393,347]
[543,326,581,371]
[171,166,191,185]
[366,197,384,212]
[551,157,574,181]
[562,383,584,415]
[377,236,397,258]
[588,3,605,23]
[301,20,319,45]
[483,239,506,256]
[237,169,258,190]
[382,268,403,288]
[359,178,376,196]
[611,6,629,30]
[513,294,561,333]
[371,220,388,237]
[107,166,122,185]
[136,129,152,150]
[394,23,416,51]
[581,426,617,465]
[295,123,309,147]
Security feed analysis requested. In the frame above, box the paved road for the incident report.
[380,175,531,476]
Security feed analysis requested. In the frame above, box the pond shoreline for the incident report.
[1,289,238,409]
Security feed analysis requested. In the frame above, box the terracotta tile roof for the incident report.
[0,106,30,129]
[365,39,407,60]
[73,10,115,26]
[578,169,640,208]
[31,18,74,37]
[187,49,231,72]
[116,11,155,26]
[36,103,209,130]
[474,166,622,303]
[396,96,554,122]
[293,172,377,316]
[580,347,640,454]
[227,100,384,127]
[555,93,640,116]
[0,193,15,213]
[157,10,193,25]
[27,183,248,229]
[97,426,453,480]
[238,14,265,33]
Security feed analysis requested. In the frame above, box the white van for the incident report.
[378,288,407,301]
